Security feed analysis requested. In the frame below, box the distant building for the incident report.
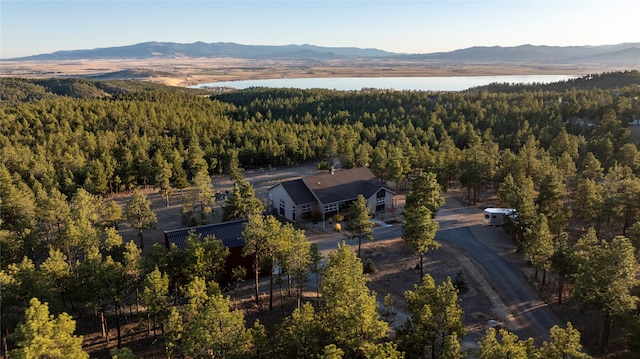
[267,167,395,224]
[164,220,253,284]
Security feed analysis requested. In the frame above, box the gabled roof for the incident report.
[279,178,317,205]
[303,167,388,205]
[164,219,247,250]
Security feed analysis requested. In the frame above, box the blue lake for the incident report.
[190,75,578,91]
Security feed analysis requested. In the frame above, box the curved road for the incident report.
[433,197,562,344]
[313,196,563,344]
[307,194,562,344]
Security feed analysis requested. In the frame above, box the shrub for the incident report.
[453,269,469,294]
[317,160,331,171]
[364,259,376,274]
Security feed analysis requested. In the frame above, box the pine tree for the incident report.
[222,180,264,221]
[182,290,251,358]
[278,225,311,308]
[183,231,229,283]
[550,232,573,304]
[402,205,440,279]
[153,151,173,207]
[522,214,554,289]
[102,199,122,230]
[241,214,277,306]
[140,267,169,336]
[572,234,639,351]
[320,242,388,357]
[10,298,88,359]
[248,320,272,359]
[345,194,374,258]
[191,168,217,224]
[39,248,72,311]
[404,171,445,216]
[452,269,469,295]
[275,302,323,358]
[399,275,464,359]
[477,328,537,359]
[540,322,591,359]
[124,189,157,251]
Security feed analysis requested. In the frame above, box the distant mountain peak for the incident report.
[8,41,395,61]
[5,42,640,66]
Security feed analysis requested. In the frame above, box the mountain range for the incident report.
[8,41,640,65]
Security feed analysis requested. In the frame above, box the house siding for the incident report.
[268,183,295,221]
[366,189,394,212]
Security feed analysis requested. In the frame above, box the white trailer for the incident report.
[483,208,515,226]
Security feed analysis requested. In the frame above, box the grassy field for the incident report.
[0,57,629,87]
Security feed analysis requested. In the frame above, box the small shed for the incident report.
[483,208,515,226]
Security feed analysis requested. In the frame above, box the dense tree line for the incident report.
[474,70,640,93]
[1,72,640,357]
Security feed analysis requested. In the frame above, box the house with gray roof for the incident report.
[267,167,395,223]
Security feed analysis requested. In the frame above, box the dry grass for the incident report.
[0,57,626,87]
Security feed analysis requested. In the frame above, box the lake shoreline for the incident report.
[1,57,630,87]
[190,75,580,92]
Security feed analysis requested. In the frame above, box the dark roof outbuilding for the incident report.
[164,219,247,250]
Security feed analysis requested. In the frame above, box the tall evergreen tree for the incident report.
[550,232,573,305]
[190,169,216,225]
[140,267,170,337]
[477,328,537,359]
[345,194,374,258]
[181,289,251,358]
[241,214,279,307]
[182,231,229,284]
[572,233,639,351]
[404,171,445,216]
[275,302,323,358]
[124,190,157,251]
[153,151,173,207]
[222,180,264,221]
[10,298,88,359]
[522,214,554,289]
[402,206,440,280]
[320,242,388,357]
[398,275,464,359]
[540,322,591,359]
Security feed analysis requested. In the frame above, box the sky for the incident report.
[1,0,638,59]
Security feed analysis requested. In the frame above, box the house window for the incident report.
[324,203,338,213]
[324,203,339,219]
[279,199,285,216]
[301,204,312,213]
[376,197,385,206]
